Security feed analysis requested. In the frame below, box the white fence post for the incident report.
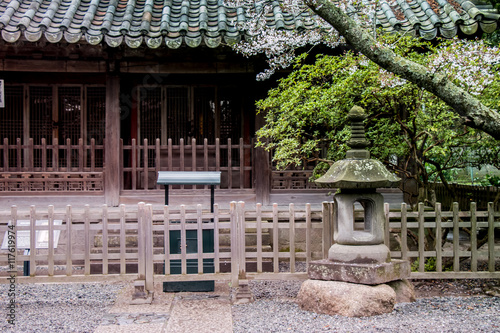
[322,201,334,259]
[137,202,145,280]
[230,201,239,287]
[145,204,154,292]
[238,201,246,280]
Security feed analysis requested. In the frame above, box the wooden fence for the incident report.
[121,138,254,191]
[0,201,498,288]
[0,137,104,193]
[434,183,499,211]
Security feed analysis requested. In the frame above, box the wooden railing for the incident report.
[0,138,104,193]
[0,201,498,289]
[0,137,104,172]
[121,138,254,191]
[385,202,500,278]
[271,170,319,190]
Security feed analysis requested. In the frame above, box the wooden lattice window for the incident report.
[29,86,53,145]
[0,85,24,142]
[137,85,243,145]
[165,87,190,145]
[219,86,242,142]
[86,87,106,167]
[193,87,216,144]
[0,84,105,169]
[58,86,82,144]
[139,86,162,144]
[0,85,24,169]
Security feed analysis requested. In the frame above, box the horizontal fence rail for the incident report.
[0,201,498,288]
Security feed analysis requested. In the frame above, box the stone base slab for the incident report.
[308,259,410,285]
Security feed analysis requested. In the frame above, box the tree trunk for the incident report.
[308,0,500,140]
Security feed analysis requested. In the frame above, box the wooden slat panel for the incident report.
[256,203,262,273]
[84,205,90,275]
[322,201,333,259]
[401,203,408,261]
[132,139,137,190]
[197,204,203,274]
[52,138,58,172]
[180,205,187,275]
[453,202,460,272]
[65,205,73,276]
[48,205,54,276]
[384,203,390,246]
[470,202,477,272]
[29,206,36,277]
[145,204,154,291]
[120,204,126,275]
[66,138,71,172]
[418,203,425,272]
[164,205,171,275]
[90,138,95,172]
[192,138,196,174]
[155,139,161,190]
[213,204,220,274]
[488,202,495,272]
[238,201,246,279]
[273,203,279,273]
[215,138,220,189]
[137,202,145,279]
[16,138,22,172]
[435,203,442,272]
[289,203,295,274]
[306,203,311,266]
[102,204,108,275]
[230,201,238,286]
[79,138,84,172]
[143,139,148,190]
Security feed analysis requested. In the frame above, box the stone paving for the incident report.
[94,281,233,333]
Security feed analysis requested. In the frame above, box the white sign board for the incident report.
[1,220,62,249]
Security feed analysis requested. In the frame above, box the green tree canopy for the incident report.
[256,36,500,204]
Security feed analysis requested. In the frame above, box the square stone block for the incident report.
[308,259,410,285]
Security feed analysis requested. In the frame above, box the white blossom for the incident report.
[225,0,500,92]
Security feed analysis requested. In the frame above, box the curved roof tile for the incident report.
[0,0,497,48]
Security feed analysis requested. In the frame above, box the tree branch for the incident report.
[308,0,500,140]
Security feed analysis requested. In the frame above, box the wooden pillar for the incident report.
[105,73,121,206]
[254,111,270,205]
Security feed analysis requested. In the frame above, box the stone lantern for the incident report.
[297,106,413,317]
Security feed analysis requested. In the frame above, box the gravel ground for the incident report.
[1,280,499,332]
[232,280,500,333]
[232,296,500,333]
[0,283,123,333]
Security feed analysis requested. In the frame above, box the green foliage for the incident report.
[411,257,453,272]
[486,174,500,186]
[256,35,500,193]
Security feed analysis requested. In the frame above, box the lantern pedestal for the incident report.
[308,258,411,285]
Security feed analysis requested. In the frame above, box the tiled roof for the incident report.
[376,0,500,39]
[0,0,497,49]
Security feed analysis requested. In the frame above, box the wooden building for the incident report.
[0,0,498,206]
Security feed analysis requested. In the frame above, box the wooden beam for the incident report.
[119,61,253,73]
[105,74,121,206]
[3,59,106,72]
